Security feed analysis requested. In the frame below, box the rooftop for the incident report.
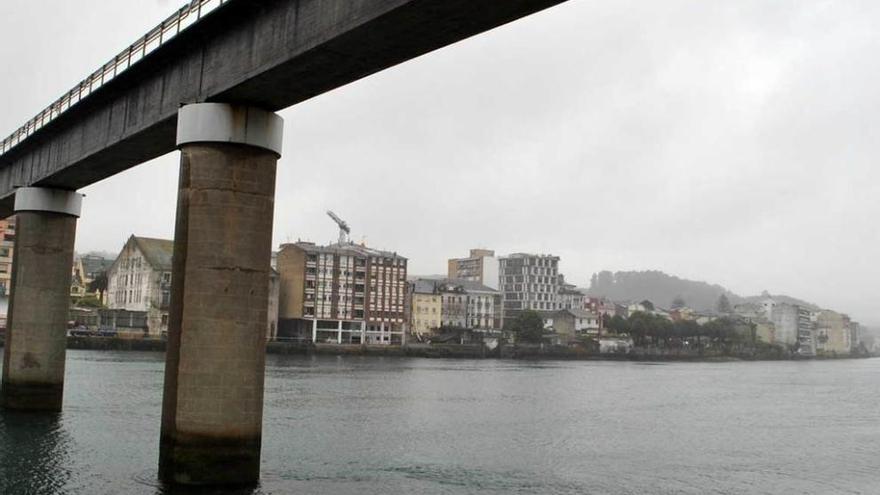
[131,236,174,271]
[282,241,406,261]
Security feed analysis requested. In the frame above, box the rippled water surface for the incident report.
[1,351,879,494]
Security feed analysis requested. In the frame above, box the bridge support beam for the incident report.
[1,188,82,411]
[159,103,282,486]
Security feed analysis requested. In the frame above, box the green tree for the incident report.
[671,295,686,309]
[716,294,732,314]
[505,310,546,344]
[75,295,104,308]
[607,314,628,334]
[87,271,108,301]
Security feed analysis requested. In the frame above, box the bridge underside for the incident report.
[0,0,565,216]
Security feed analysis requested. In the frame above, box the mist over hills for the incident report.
[585,270,818,313]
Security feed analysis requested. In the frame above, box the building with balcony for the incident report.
[499,253,561,319]
[447,249,499,289]
[278,241,407,344]
[770,303,815,354]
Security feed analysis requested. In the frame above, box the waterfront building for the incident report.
[447,249,499,290]
[106,236,174,337]
[815,310,852,355]
[408,279,442,337]
[770,303,815,354]
[0,216,15,297]
[499,253,561,319]
[545,309,601,343]
[106,235,279,339]
[407,278,501,335]
[277,241,407,344]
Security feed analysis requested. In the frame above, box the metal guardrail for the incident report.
[0,0,230,157]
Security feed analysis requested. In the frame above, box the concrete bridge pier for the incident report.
[159,103,282,486]
[1,188,83,411]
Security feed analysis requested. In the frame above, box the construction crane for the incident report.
[326,210,351,245]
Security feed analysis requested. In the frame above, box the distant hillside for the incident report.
[585,270,819,313]
[586,270,735,312]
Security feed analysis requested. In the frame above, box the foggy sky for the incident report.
[1,1,877,325]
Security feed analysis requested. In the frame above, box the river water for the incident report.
[0,351,878,494]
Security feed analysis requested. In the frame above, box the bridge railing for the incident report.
[0,0,230,157]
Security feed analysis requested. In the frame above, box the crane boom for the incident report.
[326,210,351,244]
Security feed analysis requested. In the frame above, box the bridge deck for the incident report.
[0,0,566,215]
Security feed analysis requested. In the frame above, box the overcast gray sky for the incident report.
[1,0,877,325]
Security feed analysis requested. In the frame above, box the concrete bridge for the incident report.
[0,0,566,486]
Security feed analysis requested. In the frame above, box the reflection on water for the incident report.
[1,351,879,494]
[0,411,72,494]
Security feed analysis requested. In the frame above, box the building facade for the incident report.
[499,253,561,319]
[545,309,601,343]
[408,278,501,336]
[558,286,586,311]
[447,249,499,290]
[770,303,815,354]
[278,241,407,344]
[106,236,174,337]
[815,310,851,355]
[409,279,442,337]
[0,216,15,297]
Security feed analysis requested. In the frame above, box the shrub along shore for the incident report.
[0,336,872,362]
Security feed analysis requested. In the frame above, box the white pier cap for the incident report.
[176,103,284,156]
[14,187,83,217]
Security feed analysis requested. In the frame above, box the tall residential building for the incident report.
[447,249,499,290]
[277,241,407,344]
[0,216,15,297]
[770,303,815,355]
[499,253,561,318]
[106,236,174,336]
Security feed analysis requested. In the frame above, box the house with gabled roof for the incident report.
[106,235,174,337]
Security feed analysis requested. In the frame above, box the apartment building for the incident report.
[770,303,815,355]
[277,241,407,344]
[499,253,561,319]
[447,249,499,289]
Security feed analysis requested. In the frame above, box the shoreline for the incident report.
[1,337,874,363]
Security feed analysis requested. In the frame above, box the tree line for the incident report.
[505,309,756,348]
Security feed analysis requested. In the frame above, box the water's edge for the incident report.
[1,336,873,363]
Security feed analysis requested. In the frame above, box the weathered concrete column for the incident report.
[1,188,82,411]
[159,103,282,486]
